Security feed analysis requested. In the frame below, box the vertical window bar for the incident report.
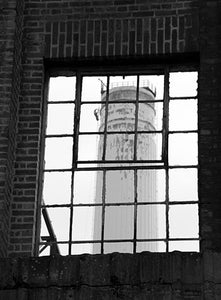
[101,76,109,254]
[164,68,170,252]
[133,76,140,253]
[101,170,106,254]
[102,76,110,161]
[69,73,82,255]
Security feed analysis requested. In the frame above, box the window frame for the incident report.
[35,63,199,256]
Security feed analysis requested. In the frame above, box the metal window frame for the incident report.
[36,65,199,256]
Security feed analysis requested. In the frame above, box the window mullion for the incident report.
[69,72,82,255]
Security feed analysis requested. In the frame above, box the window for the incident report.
[38,66,199,256]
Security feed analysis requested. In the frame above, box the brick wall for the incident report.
[8,0,200,257]
[0,0,24,257]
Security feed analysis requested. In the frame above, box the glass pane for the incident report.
[44,208,70,241]
[169,99,197,131]
[72,243,97,255]
[44,137,73,169]
[48,76,76,102]
[93,206,102,244]
[106,103,136,132]
[138,102,163,131]
[106,170,134,203]
[57,244,69,256]
[104,206,134,240]
[78,134,101,161]
[104,242,133,253]
[43,172,71,205]
[169,168,198,201]
[137,133,162,161]
[80,103,102,132]
[140,75,164,100]
[137,169,166,202]
[81,76,107,102]
[72,207,97,241]
[46,103,75,135]
[169,241,199,252]
[137,205,166,239]
[169,133,198,165]
[169,72,198,98]
[169,204,199,238]
[137,241,166,252]
[74,171,102,204]
[105,133,134,160]
[109,75,137,90]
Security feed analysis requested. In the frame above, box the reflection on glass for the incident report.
[137,205,166,240]
[81,76,107,102]
[137,133,162,161]
[44,137,73,169]
[137,241,166,252]
[74,171,101,204]
[48,76,76,102]
[46,103,75,135]
[78,134,101,161]
[106,103,136,132]
[104,206,134,240]
[169,72,198,97]
[105,170,134,203]
[138,102,163,131]
[137,169,166,202]
[104,242,133,253]
[140,75,164,100]
[169,204,199,238]
[169,133,198,165]
[169,99,197,131]
[105,133,134,160]
[80,104,101,132]
[43,172,71,205]
[169,241,199,252]
[169,168,198,201]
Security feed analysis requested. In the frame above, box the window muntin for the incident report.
[39,68,199,256]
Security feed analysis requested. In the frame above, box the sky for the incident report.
[40,71,199,255]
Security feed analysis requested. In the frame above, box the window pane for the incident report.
[140,75,164,100]
[169,72,198,98]
[169,168,198,201]
[72,207,96,241]
[104,242,133,253]
[137,241,166,252]
[73,171,101,204]
[44,137,73,169]
[72,243,96,255]
[104,206,134,240]
[80,103,102,132]
[81,76,107,102]
[46,103,75,135]
[137,205,166,239]
[137,169,166,202]
[105,170,134,203]
[137,133,162,161]
[169,133,198,165]
[48,76,76,102]
[43,172,71,205]
[105,133,134,160]
[169,99,197,131]
[78,134,100,161]
[169,241,199,252]
[43,208,70,241]
[109,75,137,90]
[169,204,199,238]
[106,103,136,132]
[138,102,163,131]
